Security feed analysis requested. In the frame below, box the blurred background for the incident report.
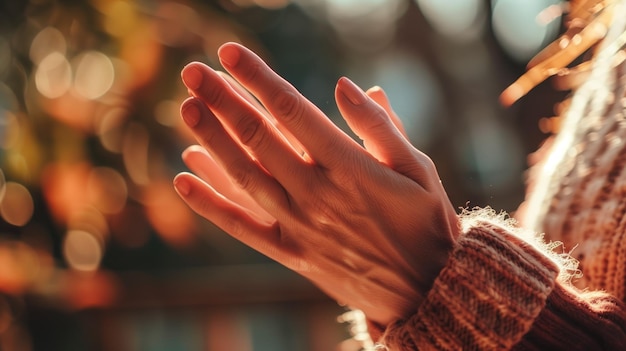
[0,0,568,350]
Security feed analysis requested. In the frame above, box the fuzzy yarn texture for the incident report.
[375,216,561,351]
[369,214,626,351]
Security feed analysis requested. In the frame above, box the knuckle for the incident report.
[420,155,437,174]
[203,84,226,106]
[371,108,390,127]
[365,111,390,133]
[397,153,439,188]
[236,116,268,151]
[274,89,303,124]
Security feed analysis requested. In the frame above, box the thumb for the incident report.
[335,77,435,187]
[366,86,408,140]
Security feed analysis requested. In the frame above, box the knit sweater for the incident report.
[367,7,626,351]
[371,215,626,350]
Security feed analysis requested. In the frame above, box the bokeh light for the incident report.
[415,0,487,41]
[68,206,110,245]
[97,0,139,38]
[73,51,115,100]
[318,0,408,52]
[41,162,91,224]
[0,182,34,227]
[97,106,128,153]
[492,0,562,62]
[232,0,289,9]
[143,180,196,248]
[154,100,179,127]
[29,27,67,65]
[0,241,39,294]
[35,52,72,99]
[63,230,103,272]
[154,2,201,47]
[123,122,150,186]
[86,167,128,215]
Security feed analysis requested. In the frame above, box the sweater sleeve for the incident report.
[371,218,626,350]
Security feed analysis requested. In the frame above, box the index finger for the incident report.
[217,42,358,166]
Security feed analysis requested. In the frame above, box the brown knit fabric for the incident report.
[378,221,560,350]
[373,219,626,350]
[515,285,626,350]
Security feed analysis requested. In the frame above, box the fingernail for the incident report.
[340,77,367,106]
[219,45,240,67]
[181,102,200,127]
[174,178,191,196]
[182,65,203,90]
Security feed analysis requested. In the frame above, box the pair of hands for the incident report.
[174,42,459,326]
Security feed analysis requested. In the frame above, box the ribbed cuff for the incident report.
[515,284,626,350]
[377,221,560,350]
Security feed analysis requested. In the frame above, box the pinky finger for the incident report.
[181,145,271,222]
[173,172,285,258]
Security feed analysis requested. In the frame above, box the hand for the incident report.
[181,72,408,225]
[174,42,459,326]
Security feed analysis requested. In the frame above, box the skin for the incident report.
[174,42,460,326]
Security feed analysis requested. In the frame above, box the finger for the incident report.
[217,71,305,156]
[335,77,437,188]
[181,62,309,189]
[182,145,273,222]
[173,172,285,258]
[216,71,271,120]
[216,42,357,167]
[365,86,409,140]
[179,97,289,215]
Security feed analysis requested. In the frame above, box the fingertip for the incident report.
[180,96,198,111]
[218,43,241,68]
[218,41,242,51]
[180,98,201,128]
[499,83,524,107]
[336,77,368,106]
[183,144,205,153]
[173,173,193,196]
[181,63,205,90]
[181,144,205,159]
